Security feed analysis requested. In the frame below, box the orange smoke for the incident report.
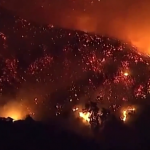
[2,0,150,54]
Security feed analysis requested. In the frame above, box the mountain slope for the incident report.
[0,7,150,119]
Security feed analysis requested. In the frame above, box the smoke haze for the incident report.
[1,0,150,54]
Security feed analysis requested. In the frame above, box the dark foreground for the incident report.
[0,105,150,150]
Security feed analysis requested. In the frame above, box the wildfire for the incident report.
[79,111,91,122]
[9,113,20,121]
[121,107,135,122]
[0,102,27,121]
[2,109,23,121]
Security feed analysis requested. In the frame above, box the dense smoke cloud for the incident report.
[1,0,150,54]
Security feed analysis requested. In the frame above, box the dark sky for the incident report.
[1,0,150,54]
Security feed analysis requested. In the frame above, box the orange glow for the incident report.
[3,109,23,121]
[122,110,127,122]
[0,102,27,121]
[3,0,150,55]
[121,107,135,122]
[79,111,91,122]
[124,72,129,77]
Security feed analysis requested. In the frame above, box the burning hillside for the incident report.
[0,7,149,121]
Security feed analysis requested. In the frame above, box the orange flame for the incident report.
[2,109,24,121]
[122,107,135,122]
[79,111,91,122]
[0,102,28,121]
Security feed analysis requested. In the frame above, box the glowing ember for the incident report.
[124,72,129,76]
[72,107,79,112]
[122,110,127,122]
[79,111,91,122]
[121,107,135,122]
